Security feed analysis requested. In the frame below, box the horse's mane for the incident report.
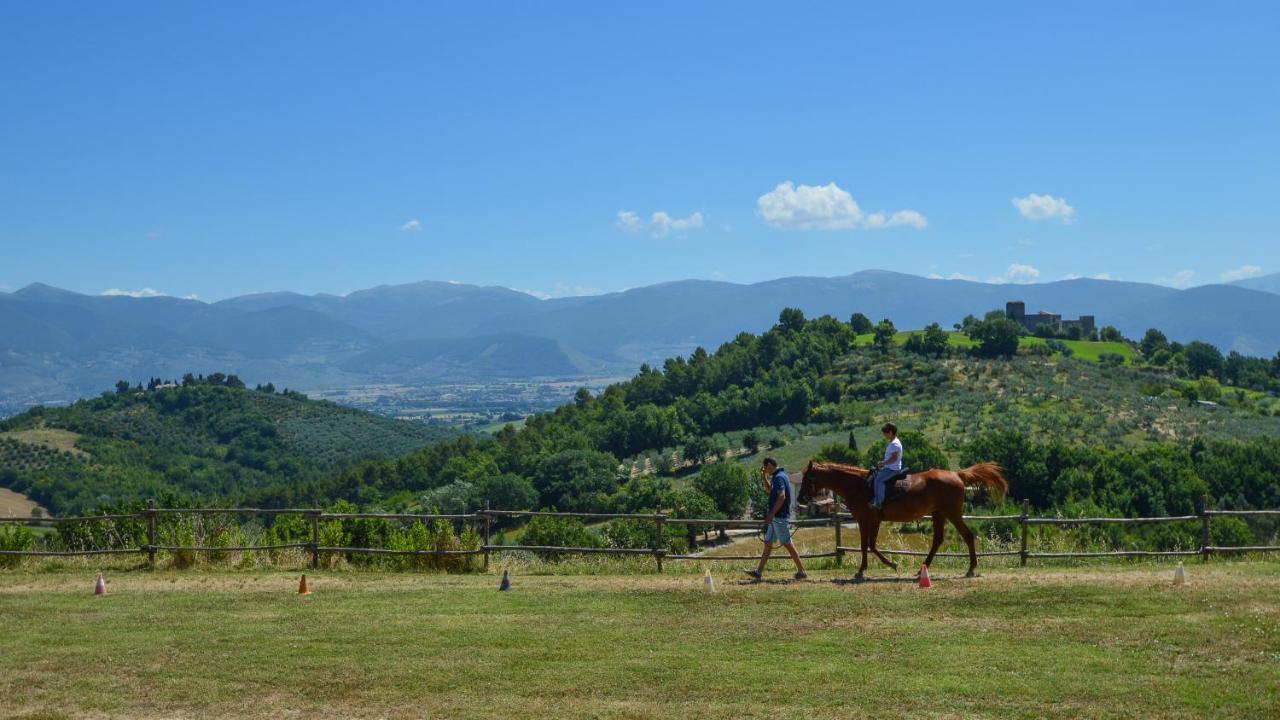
[804,460,869,478]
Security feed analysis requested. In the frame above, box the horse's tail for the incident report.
[956,463,1008,504]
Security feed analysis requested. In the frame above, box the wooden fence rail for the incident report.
[1,496,1278,567]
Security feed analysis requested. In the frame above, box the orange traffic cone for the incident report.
[94,573,107,596]
[297,574,311,595]
[918,564,932,588]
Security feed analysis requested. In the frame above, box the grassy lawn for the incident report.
[1,563,1276,719]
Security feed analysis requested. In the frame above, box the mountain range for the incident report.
[3,270,1280,413]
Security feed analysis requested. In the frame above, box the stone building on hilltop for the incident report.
[1005,301,1096,336]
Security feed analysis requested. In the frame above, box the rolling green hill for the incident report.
[0,379,456,515]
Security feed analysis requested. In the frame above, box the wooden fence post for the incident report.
[1200,494,1211,562]
[833,514,843,566]
[309,510,320,570]
[482,502,491,571]
[1020,499,1030,567]
[654,515,666,573]
[146,499,157,567]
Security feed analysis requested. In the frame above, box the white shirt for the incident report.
[883,437,903,471]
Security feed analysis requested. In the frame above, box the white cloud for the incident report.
[1012,193,1076,224]
[927,272,978,281]
[988,263,1041,284]
[864,209,928,230]
[1156,269,1196,289]
[649,210,704,237]
[101,287,165,298]
[1093,273,1113,280]
[617,209,704,237]
[616,210,643,232]
[400,219,422,231]
[1221,264,1262,282]
[757,181,926,231]
[145,229,162,239]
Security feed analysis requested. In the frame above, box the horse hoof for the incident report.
[889,562,899,571]
[852,574,866,584]
[965,571,978,578]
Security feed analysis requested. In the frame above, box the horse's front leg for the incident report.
[855,522,869,582]
[866,516,898,570]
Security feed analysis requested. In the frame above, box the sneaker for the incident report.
[743,569,762,581]
[794,571,808,581]
[868,501,882,510]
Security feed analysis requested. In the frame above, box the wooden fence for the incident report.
[1,494,1278,569]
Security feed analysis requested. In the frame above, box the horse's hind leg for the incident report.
[923,513,946,569]
[948,512,978,577]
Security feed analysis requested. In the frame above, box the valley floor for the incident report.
[1,563,1276,719]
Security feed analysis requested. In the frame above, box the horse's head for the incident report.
[799,460,869,505]
[798,460,819,504]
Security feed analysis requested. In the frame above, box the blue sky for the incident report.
[1,2,1276,301]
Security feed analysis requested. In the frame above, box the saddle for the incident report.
[867,468,913,505]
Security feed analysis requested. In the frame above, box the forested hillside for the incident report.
[293,310,1280,547]
[5,308,1280,543]
[0,375,455,514]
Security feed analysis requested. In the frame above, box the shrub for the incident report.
[815,442,860,464]
[0,523,34,568]
[521,515,600,559]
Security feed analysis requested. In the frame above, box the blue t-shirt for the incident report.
[768,468,791,519]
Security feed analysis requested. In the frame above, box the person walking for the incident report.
[744,457,807,581]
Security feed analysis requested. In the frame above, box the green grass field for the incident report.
[854,331,1136,362]
[2,563,1276,719]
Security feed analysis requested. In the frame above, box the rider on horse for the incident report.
[868,423,902,510]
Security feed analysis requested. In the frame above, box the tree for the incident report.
[849,312,873,335]
[873,319,897,353]
[1099,326,1124,343]
[693,461,752,520]
[1183,341,1224,379]
[1140,329,1168,357]
[476,473,538,511]
[533,449,621,512]
[847,430,858,452]
[741,431,761,454]
[114,380,132,395]
[920,323,948,356]
[778,307,806,333]
[969,314,1022,357]
[668,488,721,545]
[682,436,716,466]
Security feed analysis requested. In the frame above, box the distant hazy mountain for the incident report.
[1230,272,1280,296]
[3,270,1279,413]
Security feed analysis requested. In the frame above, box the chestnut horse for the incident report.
[798,461,1008,580]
